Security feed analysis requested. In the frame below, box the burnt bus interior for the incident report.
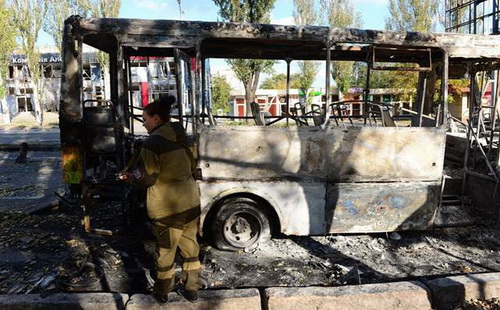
[59,16,500,236]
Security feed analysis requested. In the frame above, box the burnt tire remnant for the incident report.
[211,197,271,251]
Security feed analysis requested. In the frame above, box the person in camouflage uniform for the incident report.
[120,96,201,303]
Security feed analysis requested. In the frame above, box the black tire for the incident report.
[211,197,271,251]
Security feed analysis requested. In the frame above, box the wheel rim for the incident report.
[223,211,261,248]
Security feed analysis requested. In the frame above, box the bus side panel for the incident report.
[199,180,326,235]
[327,127,446,182]
[198,125,327,180]
[326,181,440,233]
[198,125,446,182]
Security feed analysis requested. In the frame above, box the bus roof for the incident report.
[65,16,500,76]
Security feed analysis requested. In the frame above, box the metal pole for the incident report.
[494,0,499,34]
[321,45,331,129]
[441,53,449,126]
[418,78,427,127]
[491,70,500,167]
[461,68,475,197]
[200,56,206,125]
[474,0,477,34]
[364,58,371,112]
[286,58,291,126]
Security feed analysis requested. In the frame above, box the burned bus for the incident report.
[59,16,500,250]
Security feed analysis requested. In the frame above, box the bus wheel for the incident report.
[212,197,271,251]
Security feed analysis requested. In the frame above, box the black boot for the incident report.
[179,288,198,302]
[152,293,168,304]
[152,278,172,304]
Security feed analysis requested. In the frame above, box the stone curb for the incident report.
[0,292,128,309]
[265,281,432,310]
[0,289,261,310]
[1,273,499,309]
[127,288,261,310]
[426,272,500,309]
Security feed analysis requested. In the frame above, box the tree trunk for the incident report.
[244,70,261,117]
[1,98,11,125]
[245,81,255,117]
[33,89,44,126]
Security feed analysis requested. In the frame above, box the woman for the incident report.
[120,95,201,303]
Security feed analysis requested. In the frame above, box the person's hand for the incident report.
[118,171,132,182]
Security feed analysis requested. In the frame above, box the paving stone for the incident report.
[265,281,432,310]
[126,288,261,310]
[426,272,500,309]
[0,292,128,309]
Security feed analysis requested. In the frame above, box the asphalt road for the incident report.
[0,151,62,212]
[0,128,60,146]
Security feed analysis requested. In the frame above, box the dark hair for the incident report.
[143,95,176,122]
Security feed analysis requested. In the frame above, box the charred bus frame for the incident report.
[59,16,500,250]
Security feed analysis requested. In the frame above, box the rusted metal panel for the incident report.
[198,125,322,180]
[59,18,85,168]
[65,17,500,63]
[198,125,445,182]
[198,175,440,235]
[328,27,437,46]
[60,20,83,122]
[327,127,446,182]
[199,180,326,235]
[326,182,440,233]
[72,18,329,44]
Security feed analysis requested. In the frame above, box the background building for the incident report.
[445,0,500,35]
[2,46,101,124]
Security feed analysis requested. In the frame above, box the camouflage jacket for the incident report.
[136,122,200,223]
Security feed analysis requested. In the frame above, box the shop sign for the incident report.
[10,53,62,65]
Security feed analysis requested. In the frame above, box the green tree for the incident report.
[361,67,417,102]
[385,0,438,32]
[77,0,121,17]
[212,0,276,116]
[293,0,316,25]
[213,0,275,23]
[10,0,48,125]
[296,61,320,103]
[261,73,286,90]
[0,0,16,101]
[44,0,81,54]
[368,70,396,89]
[293,0,320,105]
[320,0,362,98]
[211,75,232,114]
[385,0,438,114]
[320,0,362,29]
[260,73,300,90]
[370,69,421,104]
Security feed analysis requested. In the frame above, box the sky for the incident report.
[117,0,390,90]
[118,0,389,29]
[37,0,391,90]
[38,0,390,45]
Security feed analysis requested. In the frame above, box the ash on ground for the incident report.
[1,200,500,298]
